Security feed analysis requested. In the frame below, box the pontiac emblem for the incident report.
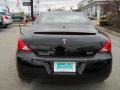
[62,39,67,45]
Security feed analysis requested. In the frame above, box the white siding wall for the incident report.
[78,0,103,19]
[97,4,101,19]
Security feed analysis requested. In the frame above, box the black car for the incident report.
[16,12,112,82]
[11,15,24,22]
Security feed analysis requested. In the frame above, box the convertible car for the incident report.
[16,12,112,82]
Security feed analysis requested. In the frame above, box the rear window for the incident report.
[35,12,90,25]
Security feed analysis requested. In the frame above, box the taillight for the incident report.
[18,38,32,52]
[99,39,111,53]
[4,16,9,20]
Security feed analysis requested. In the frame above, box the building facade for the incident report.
[78,0,120,19]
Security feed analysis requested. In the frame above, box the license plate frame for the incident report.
[54,62,76,73]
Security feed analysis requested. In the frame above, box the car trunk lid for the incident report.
[23,31,103,57]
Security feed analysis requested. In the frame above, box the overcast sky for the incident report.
[0,0,81,13]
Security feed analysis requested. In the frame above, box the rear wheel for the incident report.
[97,60,112,81]
[82,59,112,82]
[18,74,33,83]
[0,25,4,29]
[0,18,5,28]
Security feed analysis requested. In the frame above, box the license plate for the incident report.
[54,62,76,72]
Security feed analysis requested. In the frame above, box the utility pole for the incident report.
[36,0,40,14]
[4,0,7,11]
[38,0,40,14]
[31,0,34,21]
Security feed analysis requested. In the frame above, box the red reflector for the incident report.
[4,16,9,19]
[99,39,111,53]
[18,38,32,52]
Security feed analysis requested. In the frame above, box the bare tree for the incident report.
[113,0,120,28]
[101,0,120,29]
[108,0,120,28]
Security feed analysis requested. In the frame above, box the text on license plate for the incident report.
[54,62,76,72]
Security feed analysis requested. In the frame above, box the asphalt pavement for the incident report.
[0,24,120,90]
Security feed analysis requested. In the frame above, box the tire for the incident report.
[0,22,4,28]
[0,24,7,28]
[0,25,5,29]
[0,18,5,28]
[98,60,112,81]
[18,74,33,83]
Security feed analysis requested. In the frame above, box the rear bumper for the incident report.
[0,22,12,26]
[16,52,112,80]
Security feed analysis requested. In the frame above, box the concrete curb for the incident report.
[95,25,120,37]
